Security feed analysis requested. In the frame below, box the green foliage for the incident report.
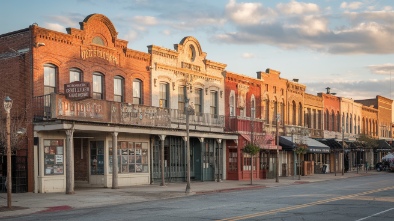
[357,134,379,149]
[295,144,308,154]
[242,143,260,156]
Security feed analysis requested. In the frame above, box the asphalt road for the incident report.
[3,173,394,221]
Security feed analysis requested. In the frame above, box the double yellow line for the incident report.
[219,186,394,221]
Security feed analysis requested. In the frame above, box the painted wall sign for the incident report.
[64,82,91,100]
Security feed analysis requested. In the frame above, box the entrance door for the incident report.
[203,139,215,181]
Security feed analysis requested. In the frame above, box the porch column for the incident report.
[159,135,166,186]
[66,129,74,194]
[216,138,222,182]
[112,132,118,189]
[198,137,205,182]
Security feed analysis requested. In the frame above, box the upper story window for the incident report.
[195,88,203,114]
[159,82,169,108]
[229,91,235,116]
[93,72,104,100]
[70,68,82,83]
[210,91,218,118]
[251,97,256,119]
[114,76,124,102]
[92,36,105,46]
[273,86,277,94]
[44,64,57,95]
[133,79,142,105]
[178,86,186,113]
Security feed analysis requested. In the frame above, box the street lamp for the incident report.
[275,114,280,183]
[4,96,13,208]
[342,124,345,176]
[185,96,191,193]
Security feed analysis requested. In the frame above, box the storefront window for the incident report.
[109,141,149,174]
[44,139,64,175]
[91,141,104,175]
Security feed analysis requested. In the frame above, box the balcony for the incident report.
[33,94,225,129]
[225,116,264,134]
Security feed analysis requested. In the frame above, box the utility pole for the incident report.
[4,96,13,208]
[342,124,345,176]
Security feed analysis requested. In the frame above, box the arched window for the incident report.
[92,36,105,46]
[70,68,82,83]
[114,76,124,102]
[229,91,235,116]
[194,88,203,114]
[298,102,303,126]
[159,82,169,108]
[93,72,104,100]
[133,79,142,104]
[292,101,297,125]
[251,96,256,119]
[44,64,57,95]
[210,90,218,118]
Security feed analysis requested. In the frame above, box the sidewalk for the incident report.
[0,171,378,218]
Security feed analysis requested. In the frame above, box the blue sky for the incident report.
[2,0,394,100]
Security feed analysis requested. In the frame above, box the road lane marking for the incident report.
[218,186,394,221]
[355,208,394,221]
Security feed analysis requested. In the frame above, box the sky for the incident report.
[1,0,394,100]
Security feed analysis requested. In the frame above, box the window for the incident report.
[44,64,57,95]
[230,93,235,116]
[114,76,124,102]
[133,79,142,104]
[91,141,104,175]
[69,68,82,82]
[159,82,169,108]
[273,86,277,93]
[195,88,203,114]
[44,139,64,175]
[210,91,218,118]
[178,86,186,114]
[93,72,104,100]
[109,142,148,173]
[228,149,238,171]
[251,97,255,119]
[92,36,105,46]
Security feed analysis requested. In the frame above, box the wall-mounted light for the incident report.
[154,78,157,87]
[172,82,176,90]
[205,88,208,95]
[220,90,223,98]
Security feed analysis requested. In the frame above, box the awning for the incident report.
[280,136,330,153]
[377,140,393,151]
[240,134,251,142]
[315,138,343,150]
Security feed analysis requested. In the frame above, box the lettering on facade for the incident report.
[57,98,103,119]
[120,104,170,126]
[181,62,201,72]
[81,48,118,64]
[64,82,91,100]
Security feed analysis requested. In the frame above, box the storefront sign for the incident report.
[64,82,91,100]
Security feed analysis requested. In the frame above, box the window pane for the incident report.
[210,91,217,116]
[195,88,202,113]
[114,77,123,102]
[133,80,141,104]
[178,86,185,112]
[70,69,81,82]
[159,83,168,108]
[93,73,103,99]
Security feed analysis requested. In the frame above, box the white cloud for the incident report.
[225,0,276,25]
[44,23,66,33]
[277,0,320,15]
[340,2,363,10]
[162,30,171,35]
[242,52,254,58]
[367,63,394,75]
[132,16,157,26]
[123,30,139,42]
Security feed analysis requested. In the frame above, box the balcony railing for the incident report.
[225,116,264,134]
[33,93,224,128]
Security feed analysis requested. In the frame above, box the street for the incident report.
[2,173,394,221]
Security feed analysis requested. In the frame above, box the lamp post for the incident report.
[291,129,296,180]
[275,114,280,183]
[342,124,345,176]
[4,96,13,208]
[185,97,191,193]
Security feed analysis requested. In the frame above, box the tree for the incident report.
[294,144,308,180]
[242,143,260,185]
